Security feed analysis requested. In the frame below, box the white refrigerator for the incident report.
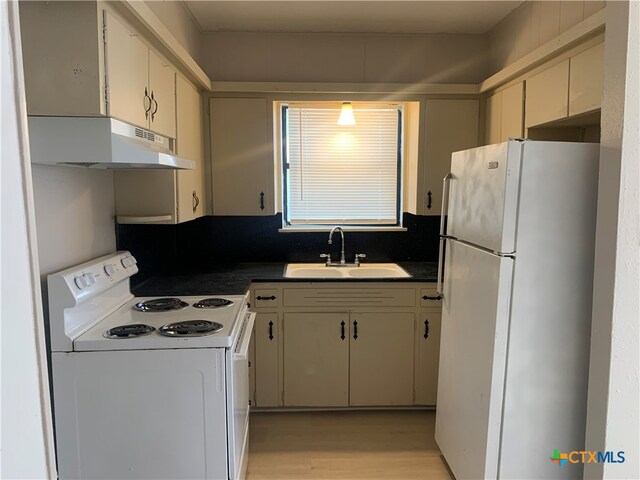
[434,139,599,479]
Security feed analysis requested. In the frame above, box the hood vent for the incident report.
[27,117,195,170]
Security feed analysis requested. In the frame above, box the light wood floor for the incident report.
[247,410,454,480]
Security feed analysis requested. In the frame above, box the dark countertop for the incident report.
[131,262,438,297]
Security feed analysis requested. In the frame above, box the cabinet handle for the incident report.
[353,320,358,340]
[256,295,276,301]
[144,88,151,119]
[340,320,345,340]
[424,319,430,339]
[150,90,158,121]
[422,295,442,301]
[259,191,265,211]
[268,320,274,341]
[427,190,432,210]
[192,191,200,213]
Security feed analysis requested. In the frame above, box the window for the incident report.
[281,103,402,228]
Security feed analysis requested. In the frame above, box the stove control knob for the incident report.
[74,275,89,290]
[121,256,137,269]
[83,273,96,286]
[104,264,116,277]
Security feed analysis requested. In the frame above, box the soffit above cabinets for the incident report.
[184,1,524,35]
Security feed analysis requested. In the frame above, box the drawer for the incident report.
[253,289,279,308]
[420,287,442,308]
[283,288,416,307]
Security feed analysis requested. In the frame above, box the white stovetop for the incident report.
[73,295,247,351]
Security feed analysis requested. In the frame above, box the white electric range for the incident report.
[47,251,255,480]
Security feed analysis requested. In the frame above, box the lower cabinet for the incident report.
[250,283,442,408]
[349,313,414,406]
[283,313,349,407]
[415,311,442,405]
[254,313,279,407]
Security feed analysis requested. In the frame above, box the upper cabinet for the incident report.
[568,42,605,117]
[104,11,176,138]
[422,99,479,216]
[209,97,275,216]
[485,82,524,144]
[114,74,205,224]
[20,3,176,138]
[525,42,604,128]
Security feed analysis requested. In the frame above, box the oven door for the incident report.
[228,310,255,480]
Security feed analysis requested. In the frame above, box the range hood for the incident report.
[27,117,195,170]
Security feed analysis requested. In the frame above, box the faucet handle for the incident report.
[320,253,331,265]
[355,253,366,265]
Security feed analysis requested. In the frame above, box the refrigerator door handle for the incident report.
[437,173,454,298]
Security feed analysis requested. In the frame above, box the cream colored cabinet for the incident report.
[485,82,524,145]
[525,60,570,128]
[423,99,479,215]
[104,11,176,137]
[349,313,414,406]
[114,75,204,224]
[209,97,274,216]
[250,282,440,409]
[525,42,604,129]
[283,313,349,407]
[175,75,205,222]
[19,3,176,138]
[569,43,604,117]
[254,313,280,407]
[415,311,442,405]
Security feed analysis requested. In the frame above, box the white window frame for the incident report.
[279,101,404,231]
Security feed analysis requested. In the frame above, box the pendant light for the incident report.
[337,102,356,126]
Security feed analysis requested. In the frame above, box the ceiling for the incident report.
[184,1,524,35]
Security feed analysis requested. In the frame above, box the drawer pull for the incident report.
[268,320,274,341]
[353,320,358,340]
[424,319,430,339]
[340,320,345,340]
[422,295,442,301]
[257,295,277,301]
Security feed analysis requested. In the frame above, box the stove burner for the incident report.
[103,324,156,339]
[134,297,188,312]
[193,298,234,309]
[158,320,224,337]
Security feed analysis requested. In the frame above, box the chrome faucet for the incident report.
[328,226,346,264]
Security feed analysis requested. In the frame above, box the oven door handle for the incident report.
[233,312,256,360]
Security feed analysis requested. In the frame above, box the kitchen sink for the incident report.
[284,263,411,279]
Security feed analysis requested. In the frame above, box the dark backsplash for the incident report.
[116,213,440,283]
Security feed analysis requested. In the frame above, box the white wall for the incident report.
[585,1,640,478]
[200,32,491,84]
[0,1,56,477]
[487,0,605,74]
[31,165,116,277]
[145,0,203,65]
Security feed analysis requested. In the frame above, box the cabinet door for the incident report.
[349,313,415,406]
[500,82,524,141]
[254,313,279,407]
[415,311,442,405]
[283,313,349,407]
[148,49,176,137]
[423,99,479,215]
[525,60,569,128]
[176,75,204,222]
[569,43,604,116]
[104,11,148,129]
[210,97,273,215]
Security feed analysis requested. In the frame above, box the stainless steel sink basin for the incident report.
[284,263,411,279]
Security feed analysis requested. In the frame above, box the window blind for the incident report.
[284,106,401,225]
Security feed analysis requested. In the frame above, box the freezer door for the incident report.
[435,239,514,480]
[448,140,522,253]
